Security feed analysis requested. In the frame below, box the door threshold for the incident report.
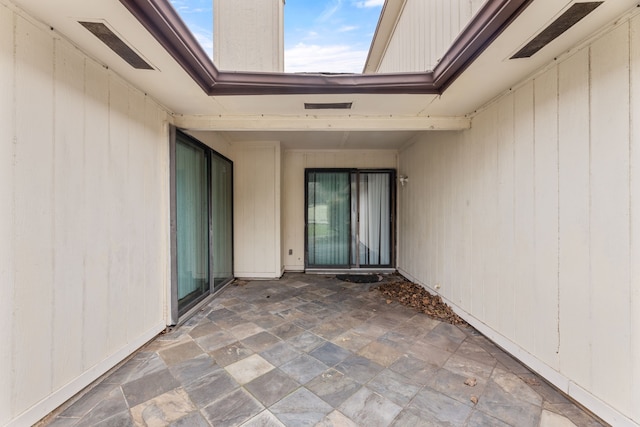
[305,268,396,275]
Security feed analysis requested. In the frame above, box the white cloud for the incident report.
[169,0,211,14]
[188,25,214,58]
[337,25,358,32]
[318,0,343,22]
[354,0,384,7]
[285,43,368,73]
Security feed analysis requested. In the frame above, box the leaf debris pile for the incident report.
[376,278,467,325]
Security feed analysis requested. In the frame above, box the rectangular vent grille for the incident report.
[511,2,603,59]
[79,21,154,70]
[304,102,353,110]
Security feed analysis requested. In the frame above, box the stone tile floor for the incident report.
[43,273,606,427]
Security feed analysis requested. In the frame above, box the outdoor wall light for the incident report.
[399,175,409,186]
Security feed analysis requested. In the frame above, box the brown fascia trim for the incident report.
[119,0,532,96]
[433,0,534,91]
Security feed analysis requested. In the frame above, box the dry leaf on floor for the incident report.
[376,276,467,325]
[522,377,541,386]
[464,377,477,387]
[470,396,479,405]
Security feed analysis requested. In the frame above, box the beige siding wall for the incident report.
[234,142,282,277]
[0,4,169,426]
[377,0,485,73]
[398,16,640,426]
[214,0,284,71]
[282,150,398,271]
[186,130,234,161]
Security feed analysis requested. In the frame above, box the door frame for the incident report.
[169,127,235,324]
[304,168,396,270]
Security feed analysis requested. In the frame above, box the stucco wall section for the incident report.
[398,14,640,426]
[0,3,170,425]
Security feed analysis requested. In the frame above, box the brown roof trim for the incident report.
[209,71,436,95]
[119,0,532,96]
[433,0,534,91]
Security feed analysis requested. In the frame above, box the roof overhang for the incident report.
[119,0,533,96]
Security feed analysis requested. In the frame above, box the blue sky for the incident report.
[169,0,384,73]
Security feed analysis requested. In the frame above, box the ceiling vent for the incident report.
[79,21,154,70]
[304,102,353,110]
[511,2,603,59]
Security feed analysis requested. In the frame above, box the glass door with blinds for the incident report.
[171,129,234,322]
[306,169,395,269]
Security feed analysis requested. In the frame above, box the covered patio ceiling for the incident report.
[9,0,638,148]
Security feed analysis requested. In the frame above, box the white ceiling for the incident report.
[8,0,639,149]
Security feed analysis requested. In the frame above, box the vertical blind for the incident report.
[358,173,391,265]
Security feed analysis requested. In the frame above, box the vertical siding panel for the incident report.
[451,136,465,305]
[431,139,441,289]
[630,13,640,422]
[144,96,165,328]
[282,152,304,270]
[440,139,449,291]
[234,144,279,276]
[445,138,457,300]
[127,88,147,338]
[460,131,474,310]
[376,0,482,72]
[460,0,471,26]
[483,105,500,328]
[450,1,459,42]
[405,143,419,278]
[496,93,516,340]
[471,0,484,15]
[13,16,54,413]
[590,24,631,413]
[558,49,591,388]
[435,0,443,62]
[83,60,109,368]
[421,142,431,283]
[0,5,14,424]
[533,67,560,366]
[107,76,129,352]
[513,82,535,352]
[470,113,487,316]
[421,141,432,284]
[442,0,451,61]
[257,147,276,272]
[52,41,85,390]
[234,148,246,273]
[418,1,426,71]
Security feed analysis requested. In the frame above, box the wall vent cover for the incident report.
[79,21,154,70]
[511,2,603,59]
[304,102,353,110]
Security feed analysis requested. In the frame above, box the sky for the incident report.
[169,0,384,73]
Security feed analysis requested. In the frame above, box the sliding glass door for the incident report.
[211,155,233,289]
[307,171,351,267]
[357,172,391,266]
[175,139,210,311]
[172,130,234,321]
[306,169,394,269]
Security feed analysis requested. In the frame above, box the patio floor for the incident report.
[43,273,605,427]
